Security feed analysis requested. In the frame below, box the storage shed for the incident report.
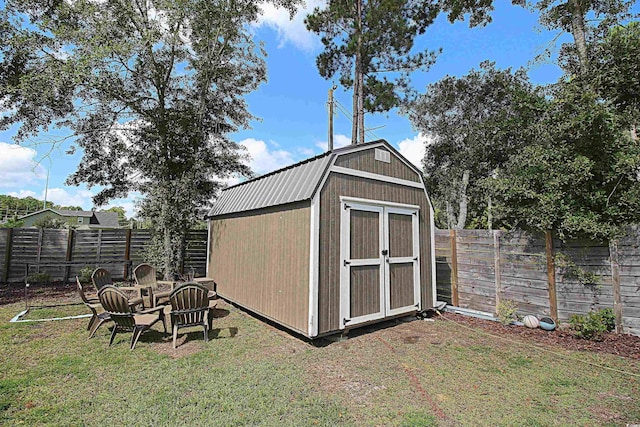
[206,139,436,338]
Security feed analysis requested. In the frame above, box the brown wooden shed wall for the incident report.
[317,173,433,334]
[208,203,311,335]
[334,149,421,182]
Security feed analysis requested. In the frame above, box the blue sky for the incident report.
[0,1,569,218]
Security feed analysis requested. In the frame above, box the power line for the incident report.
[333,100,381,141]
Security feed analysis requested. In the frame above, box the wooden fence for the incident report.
[0,228,208,284]
[435,227,640,337]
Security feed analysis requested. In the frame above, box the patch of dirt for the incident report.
[0,281,77,306]
[437,312,640,359]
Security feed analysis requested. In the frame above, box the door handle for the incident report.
[381,249,388,256]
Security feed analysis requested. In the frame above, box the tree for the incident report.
[528,0,635,74]
[1,0,299,278]
[490,23,640,240]
[491,80,640,239]
[0,195,53,214]
[406,62,546,229]
[0,218,24,228]
[589,22,640,138]
[33,215,71,229]
[305,0,440,144]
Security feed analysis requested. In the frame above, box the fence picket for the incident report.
[435,227,640,337]
[0,228,208,283]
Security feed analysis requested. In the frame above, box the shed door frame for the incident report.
[339,197,421,329]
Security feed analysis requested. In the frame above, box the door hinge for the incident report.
[413,256,418,261]
[344,204,350,210]
[343,318,351,324]
[343,260,351,266]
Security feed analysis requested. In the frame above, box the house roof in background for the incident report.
[208,140,414,217]
[93,211,120,228]
[17,209,120,228]
[55,209,94,217]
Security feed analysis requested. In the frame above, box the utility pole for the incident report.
[43,167,50,210]
[327,84,337,151]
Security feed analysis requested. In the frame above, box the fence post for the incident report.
[2,228,13,283]
[96,229,102,262]
[63,229,74,283]
[494,230,502,311]
[124,228,132,280]
[545,230,558,322]
[450,229,459,307]
[609,239,623,334]
[35,228,44,273]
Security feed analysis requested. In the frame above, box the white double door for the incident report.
[340,200,421,329]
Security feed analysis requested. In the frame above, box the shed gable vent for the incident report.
[374,148,391,163]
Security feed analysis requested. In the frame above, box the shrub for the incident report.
[496,299,519,325]
[27,272,51,285]
[569,308,616,341]
[598,308,616,332]
[78,266,97,285]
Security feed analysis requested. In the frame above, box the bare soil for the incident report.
[0,281,78,306]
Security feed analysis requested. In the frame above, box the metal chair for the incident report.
[98,285,167,350]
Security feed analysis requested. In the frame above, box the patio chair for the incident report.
[169,283,211,349]
[91,267,113,291]
[92,267,144,310]
[76,276,111,338]
[98,285,167,350]
[133,263,176,307]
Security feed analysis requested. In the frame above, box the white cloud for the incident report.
[396,134,431,169]
[0,142,47,188]
[240,138,295,175]
[255,0,324,51]
[7,190,37,199]
[298,147,316,157]
[315,134,351,151]
[46,188,95,209]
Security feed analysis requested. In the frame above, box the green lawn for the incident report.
[1,295,638,426]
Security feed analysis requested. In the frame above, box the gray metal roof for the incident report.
[207,139,424,217]
[208,152,334,217]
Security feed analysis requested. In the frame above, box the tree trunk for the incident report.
[455,169,470,230]
[352,0,363,145]
[568,0,589,74]
[163,224,173,281]
[445,200,455,229]
[487,195,493,230]
[358,66,365,145]
[351,62,359,144]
